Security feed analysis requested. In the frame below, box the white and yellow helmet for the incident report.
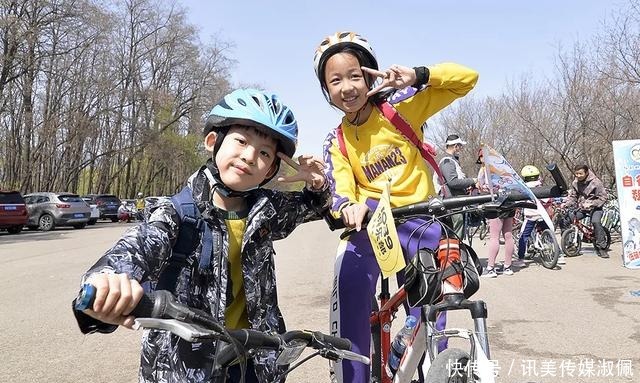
[313,31,378,78]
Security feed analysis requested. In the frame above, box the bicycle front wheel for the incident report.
[425,348,471,383]
[561,227,581,257]
[539,229,559,269]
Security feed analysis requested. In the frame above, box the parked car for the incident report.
[0,190,28,234]
[82,194,121,222]
[24,192,91,231]
[81,197,100,225]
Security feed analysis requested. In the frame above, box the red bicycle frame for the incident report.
[370,237,464,383]
[370,278,407,383]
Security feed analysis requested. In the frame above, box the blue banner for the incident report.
[481,144,536,201]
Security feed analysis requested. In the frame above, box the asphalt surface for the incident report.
[0,220,638,383]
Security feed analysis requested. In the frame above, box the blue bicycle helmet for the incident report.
[205,88,298,158]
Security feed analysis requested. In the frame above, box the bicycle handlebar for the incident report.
[75,285,355,358]
[324,162,568,231]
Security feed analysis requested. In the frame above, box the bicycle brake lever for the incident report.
[134,318,219,342]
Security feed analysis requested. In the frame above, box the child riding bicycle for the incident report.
[515,165,566,266]
[73,89,330,383]
[313,31,478,382]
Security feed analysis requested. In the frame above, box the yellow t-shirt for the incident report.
[223,215,249,330]
[324,63,479,216]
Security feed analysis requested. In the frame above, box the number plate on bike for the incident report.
[275,339,306,365]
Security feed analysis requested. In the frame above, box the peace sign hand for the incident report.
[363,64,417,97]
[277,153,326,190]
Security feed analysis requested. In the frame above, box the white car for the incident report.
[82,197,100,225]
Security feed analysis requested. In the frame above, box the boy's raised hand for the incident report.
[363,64,417,97]
[277,153,326,190]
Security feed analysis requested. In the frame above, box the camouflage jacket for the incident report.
[74,162,331,382]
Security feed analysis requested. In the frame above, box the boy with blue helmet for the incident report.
[73,88,330,383]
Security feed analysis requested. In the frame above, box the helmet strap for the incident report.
[204,159,251,199]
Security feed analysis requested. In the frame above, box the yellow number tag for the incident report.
[366,182,404,278]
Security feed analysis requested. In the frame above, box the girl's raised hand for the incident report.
[277,153,326,190]
[363,64,417,97]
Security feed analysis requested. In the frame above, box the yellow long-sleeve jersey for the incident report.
[322,63,479,216]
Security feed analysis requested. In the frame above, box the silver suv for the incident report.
[24,192,91,231]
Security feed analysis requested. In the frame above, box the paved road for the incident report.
[0,221,638,383]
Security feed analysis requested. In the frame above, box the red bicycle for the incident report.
[560,210,611,257]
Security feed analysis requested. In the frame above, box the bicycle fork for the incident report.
[425,294,495,382]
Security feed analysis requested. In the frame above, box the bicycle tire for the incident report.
[539,229,559,269]
[561,227,581,257]
[425,348,471,383]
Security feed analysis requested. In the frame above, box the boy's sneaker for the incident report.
[557,255,566,265]
[512,259,527,268]
[482,268,497,278]
[502,267,514,276]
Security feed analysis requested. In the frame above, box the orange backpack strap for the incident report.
[336,124,348,158]
[376,101,447,196]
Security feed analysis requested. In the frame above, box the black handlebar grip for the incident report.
[315,331,352,350]
[130,291,159,318]
[75,283,162,318]
[228,329,281,348]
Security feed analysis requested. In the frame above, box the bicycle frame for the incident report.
[368,275,431,383]
[570,215,594,242]
[369,280,496,383]
[529,221,549,252]
[369,234,496,383]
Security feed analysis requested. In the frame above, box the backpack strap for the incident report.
[157,185,208,292]
[376,101,448,196]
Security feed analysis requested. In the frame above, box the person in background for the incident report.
[439,134,477,239]
[135,192,145,221]
[563,164,609,258]
[477,149,515,277]
[117,201,131,223]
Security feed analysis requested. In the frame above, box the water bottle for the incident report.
[385,315,418,378]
